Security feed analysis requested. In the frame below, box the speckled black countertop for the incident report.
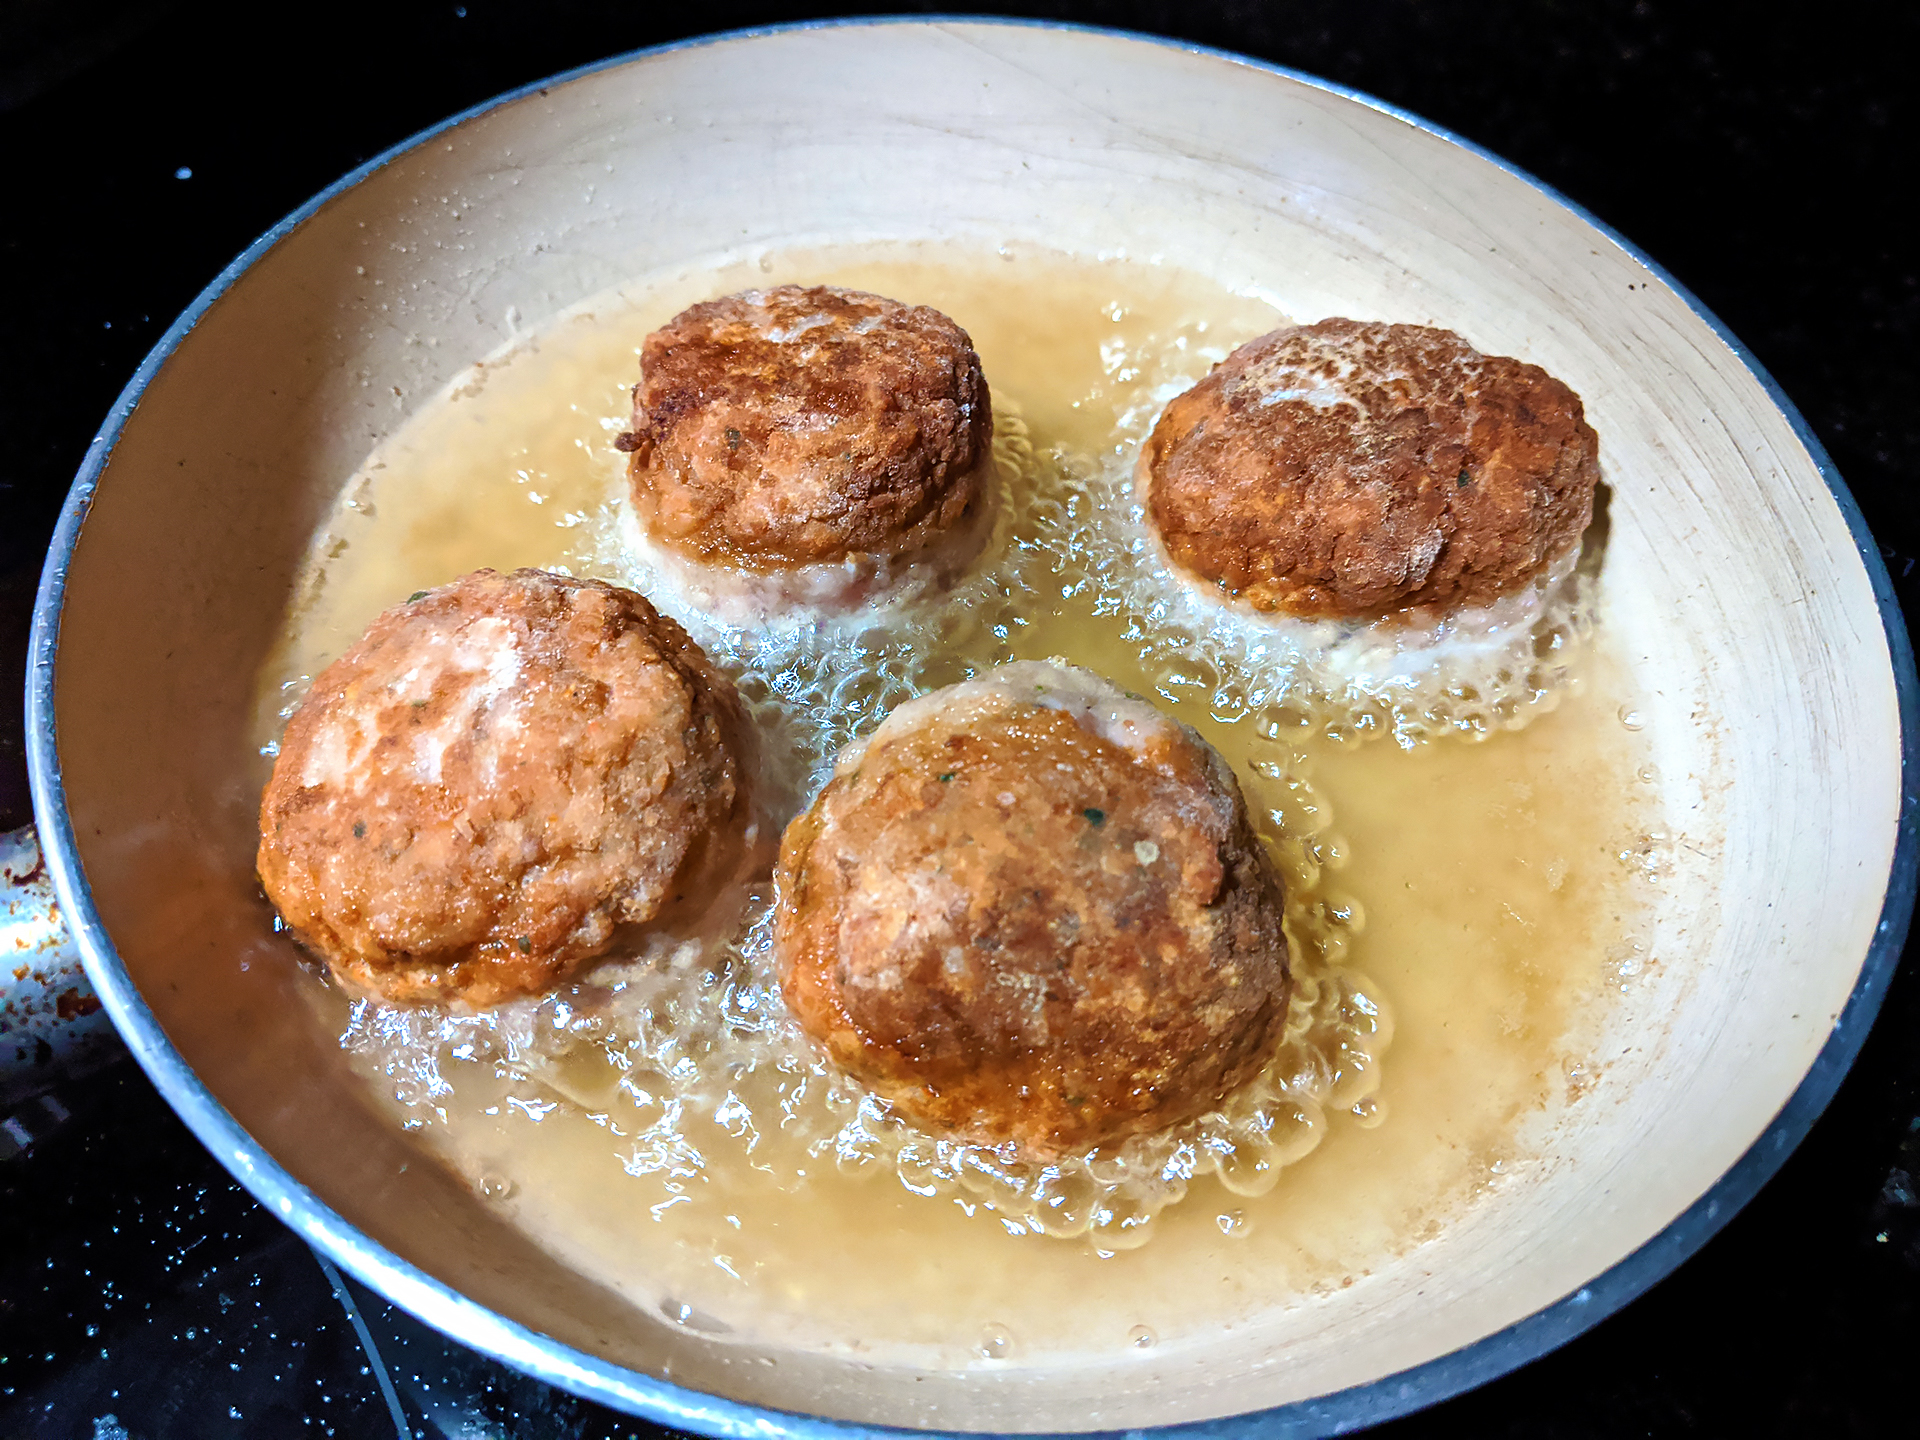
[2,3,1915,1436]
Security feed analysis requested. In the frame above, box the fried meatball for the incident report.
[258,568,751,1007]
[774,661,1290,1161]
[1141,319,1600,618]
[617,285,996,619]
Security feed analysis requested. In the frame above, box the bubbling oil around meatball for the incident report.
[618,285,998,623]
[774,661,1292,1162]
[257,568,755,1007]
[1140,318,1600,620]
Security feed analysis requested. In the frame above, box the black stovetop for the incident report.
[3,4,1916,1436]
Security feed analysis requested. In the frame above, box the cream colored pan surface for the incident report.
[31,20,1912,1434]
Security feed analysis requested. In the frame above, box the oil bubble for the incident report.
[1323,892,1365,933]
[977,1322,1015,1360]
[661,1298,731,1334]
[1089,1189,1159,1250]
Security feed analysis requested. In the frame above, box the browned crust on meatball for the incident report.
[258,568,749,1007]
[1141,319,1600,618]
[774,690,1290,1160]
[620,285,994,570]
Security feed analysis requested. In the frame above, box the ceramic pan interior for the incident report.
[28,18,1916,1436]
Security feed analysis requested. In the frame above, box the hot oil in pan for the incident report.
[253,242,1661,1364]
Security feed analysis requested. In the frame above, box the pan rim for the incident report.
[25,15,1919,1437]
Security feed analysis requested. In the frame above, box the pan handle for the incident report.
[1,824,121,1135]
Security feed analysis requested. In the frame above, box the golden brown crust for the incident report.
[257,568,748,1007]
[1141,319,1599,618]
[621,285,993,570]
[774,677,1290,1160]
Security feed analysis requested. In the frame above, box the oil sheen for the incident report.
[253,241,1658,1367]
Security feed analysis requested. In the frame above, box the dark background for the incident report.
[2,2,1916,1436]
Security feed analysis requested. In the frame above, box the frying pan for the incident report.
[20,18,1917,1435]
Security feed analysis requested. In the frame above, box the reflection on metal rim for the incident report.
[23,16,1920,1438]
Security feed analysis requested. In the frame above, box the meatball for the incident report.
[1141,319,1600,618]
[774,661,1290,1161]
[617,285,996,618]
[258,568,751,1007]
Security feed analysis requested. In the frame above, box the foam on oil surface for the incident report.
[1067,371,1598,749]
[339,421,1395,1249]
[342,827,1383,1252]
[326,363,1591,1253]
[255,241,1655,1354]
